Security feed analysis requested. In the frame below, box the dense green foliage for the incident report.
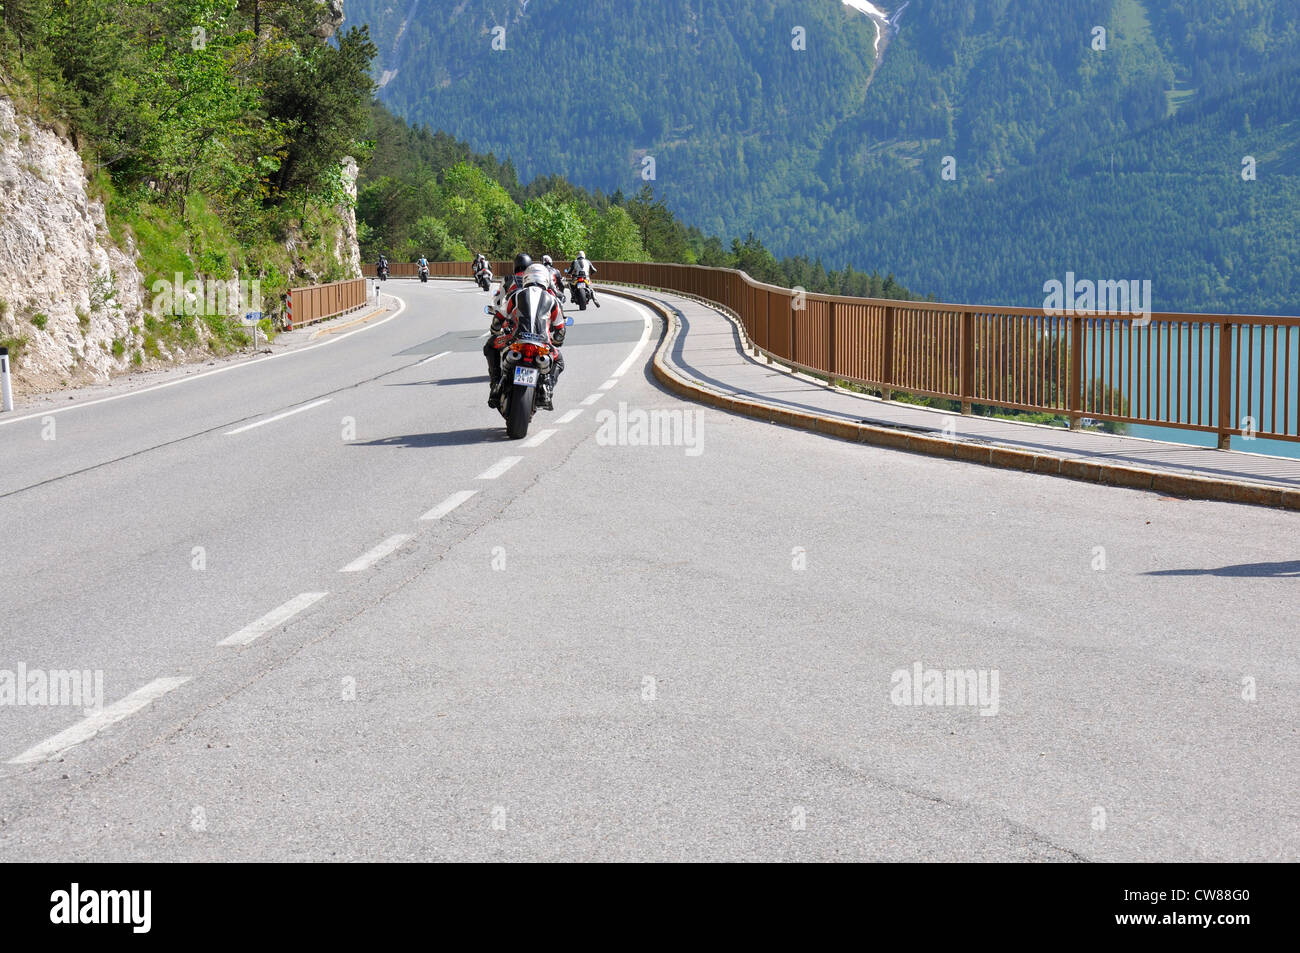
[0,0,375,343]
[351,0,1300,314]
[360,103,926,301]
[854,62,1300,314]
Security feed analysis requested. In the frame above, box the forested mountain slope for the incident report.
[350,0,1300,313]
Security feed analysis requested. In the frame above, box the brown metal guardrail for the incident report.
[362,261,513,279]
[286,277,368,330]
[592,261,1300,449]
[359,259,1300,448]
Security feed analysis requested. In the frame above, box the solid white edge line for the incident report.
[7,676,192,764]
[599,378,619,390]
[556,409,584,424]
[476,456,523,480]
[339,534,414,573]
[417,350,452,366]
[521,428,557,448]
[218,592,329,647]
[611,301,654,378]
[420,489,477,520]
[223,398,332,436]
[0,295,409,429]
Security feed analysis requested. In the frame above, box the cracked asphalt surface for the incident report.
[0,281,1295,861]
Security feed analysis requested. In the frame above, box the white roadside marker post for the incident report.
[0,346,12,412]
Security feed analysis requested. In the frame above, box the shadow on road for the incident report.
[1144,560,1300,578]
[350,428,504,448]
[387,376,487,387]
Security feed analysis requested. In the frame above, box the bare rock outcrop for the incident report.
[0,97,144,394]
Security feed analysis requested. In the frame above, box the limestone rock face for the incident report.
[311,0,347,39]
[336,155,362,277]
[0,97,144,394]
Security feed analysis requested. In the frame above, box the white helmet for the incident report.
[542,255,553,266]
[577,251,587,259]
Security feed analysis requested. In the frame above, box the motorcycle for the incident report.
[485,285,571,440]
[418,262,429,283]
[377,263,389,281]
[475,267,493,292]
[569,275,592,311]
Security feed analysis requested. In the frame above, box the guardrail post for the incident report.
[882,305,895,402]
[1068,315,1083,429]
[764,288,772,362]
[959,310,974,416]
[828,301,837,386]
[1217,320,1234,450]
[1,346,13,412]
[785,291,794,365]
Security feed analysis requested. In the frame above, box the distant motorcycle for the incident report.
[568,275,592,311]
[475,267,493,292]
[418,262,429,283]
[377,263,389,281]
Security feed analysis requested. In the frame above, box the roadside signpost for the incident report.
[243,311,263,351]
[0,345,12,412]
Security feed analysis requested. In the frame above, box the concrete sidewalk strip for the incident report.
[600,286,1300,512]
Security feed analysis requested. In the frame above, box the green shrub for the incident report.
[0,335,27,365]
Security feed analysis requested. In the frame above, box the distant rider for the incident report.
[542,255,566,302]
[566,251,599,307]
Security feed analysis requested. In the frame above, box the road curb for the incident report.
[600,286,1300,513]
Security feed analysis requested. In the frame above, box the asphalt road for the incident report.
[0,280,1295,861]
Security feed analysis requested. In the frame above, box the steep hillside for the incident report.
[351,0,1300,313]
[0,0,372,394]
[851,62,1300,313]
[0,98,145,391]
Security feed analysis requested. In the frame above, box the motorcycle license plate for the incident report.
[513,366,540,386]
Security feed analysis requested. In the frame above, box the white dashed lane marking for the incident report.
[339,534,413,573]
[476,457,522,480]
[224,399,332,436]
[218,592,329,647]
[420,490,477,521]
[520,429,556,448]
[7,677,192,765]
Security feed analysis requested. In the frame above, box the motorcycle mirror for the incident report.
[565,316,574,326]
[484,307,495,315]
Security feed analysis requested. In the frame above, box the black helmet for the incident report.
[513,253,533,273]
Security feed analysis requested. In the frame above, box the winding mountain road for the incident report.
[0,280,1294,861]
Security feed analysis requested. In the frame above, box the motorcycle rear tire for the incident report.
[505,384,534,439]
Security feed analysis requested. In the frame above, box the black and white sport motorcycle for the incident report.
[485,284,570,440]
[475,266,494,291]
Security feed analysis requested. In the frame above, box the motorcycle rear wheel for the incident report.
[505,385,534,439]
